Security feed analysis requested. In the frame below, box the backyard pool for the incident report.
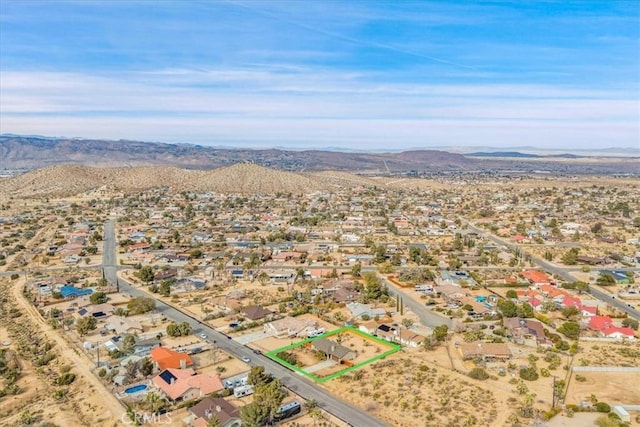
[124,384,148,394]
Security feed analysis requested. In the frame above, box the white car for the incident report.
[241,356,251,363]
[199,333,207,340]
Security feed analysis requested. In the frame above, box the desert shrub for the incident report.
[575,374,587,382]
[468,367,490,380]
[519,367,539,381]
[55,372,76,386]
[594,402,611,413]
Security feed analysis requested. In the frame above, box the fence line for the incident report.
[572,366,640,372]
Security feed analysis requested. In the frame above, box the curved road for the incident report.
[103,220,387,427]
[466,223,640,321]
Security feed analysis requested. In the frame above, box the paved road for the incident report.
[103,220,388,427]
[381,276,452,329]
[467,223,640,322]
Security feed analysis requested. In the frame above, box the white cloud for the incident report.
[1,70,637,149]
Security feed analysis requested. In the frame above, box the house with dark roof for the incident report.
[76,303,114,319]
[241,305,274,321]
[503,318,551,348]
[188,397,241,427]
[309,338,356,363]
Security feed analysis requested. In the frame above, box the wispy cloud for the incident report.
[0,1,637,149]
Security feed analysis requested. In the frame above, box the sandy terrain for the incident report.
[0,278,124,427]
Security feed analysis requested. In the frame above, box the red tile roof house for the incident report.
[127,242,151,253]
[521,270,552,287]
[588,316,636,340]
[150,347,193,371]
[188,397,241,427]
[152,368,224,402]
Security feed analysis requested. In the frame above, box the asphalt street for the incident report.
[103,220,388,427]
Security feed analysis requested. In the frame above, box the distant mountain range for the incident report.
[467,151,582,159]
[1,134,638,175]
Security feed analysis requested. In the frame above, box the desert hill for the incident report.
[0,163,371,198]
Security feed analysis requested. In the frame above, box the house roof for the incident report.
[105,316,143,334]
[503,318,548,341]
[459,342,511,359]
[189,397,239,426]
[152,368,223,401]
[265,316,315,335]
[602,327,635,337]
[312,338,355,360]
[521,270,551,284]
[242,305,273,320]
[150,347,193,371]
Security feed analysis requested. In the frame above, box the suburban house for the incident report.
[346,302,387,319]
[263,316,318,338]
[76,303,115,319]
[458,342,512,360]
[521,270,552,287]
[188,397,241,427]
[154,268,178,281]
[241,305,274,321]
[310,338,356,364]
[152,368,224,402]
[503,318,551,347]
[150,347,193,371]
[104,316,143,334]
[588,316,636,340]
[358,320,379,335]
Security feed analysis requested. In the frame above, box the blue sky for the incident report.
[1,0,638,150]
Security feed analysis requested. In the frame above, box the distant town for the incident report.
[0,167,639,427]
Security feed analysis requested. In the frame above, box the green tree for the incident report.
[497,299,518,317]
[562,248,579,265]
[158,280,172,297]
[596,273,616,287]
[122,335,136,355]
[76,316,97,336]
[166,322,192,337]
[561,306,580,319]
[363,272,388,301]
[622,318,639,330]
[433,325,448,342]
[350,262,362,277]
[127,297,156,315]
[140,357,154,377]
[248,366,271,387]
[90,291,108,304]
[506,290,518,299]
[135,266,154,284]
[255,378,286,420]
[519,367,539,381]
[240,402,269,427]
[189,248,203,260]
[558,321,581,339]
[517,302,534,318]
[144,391,167,414]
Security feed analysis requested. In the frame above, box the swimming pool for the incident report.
[124,384,148,394]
